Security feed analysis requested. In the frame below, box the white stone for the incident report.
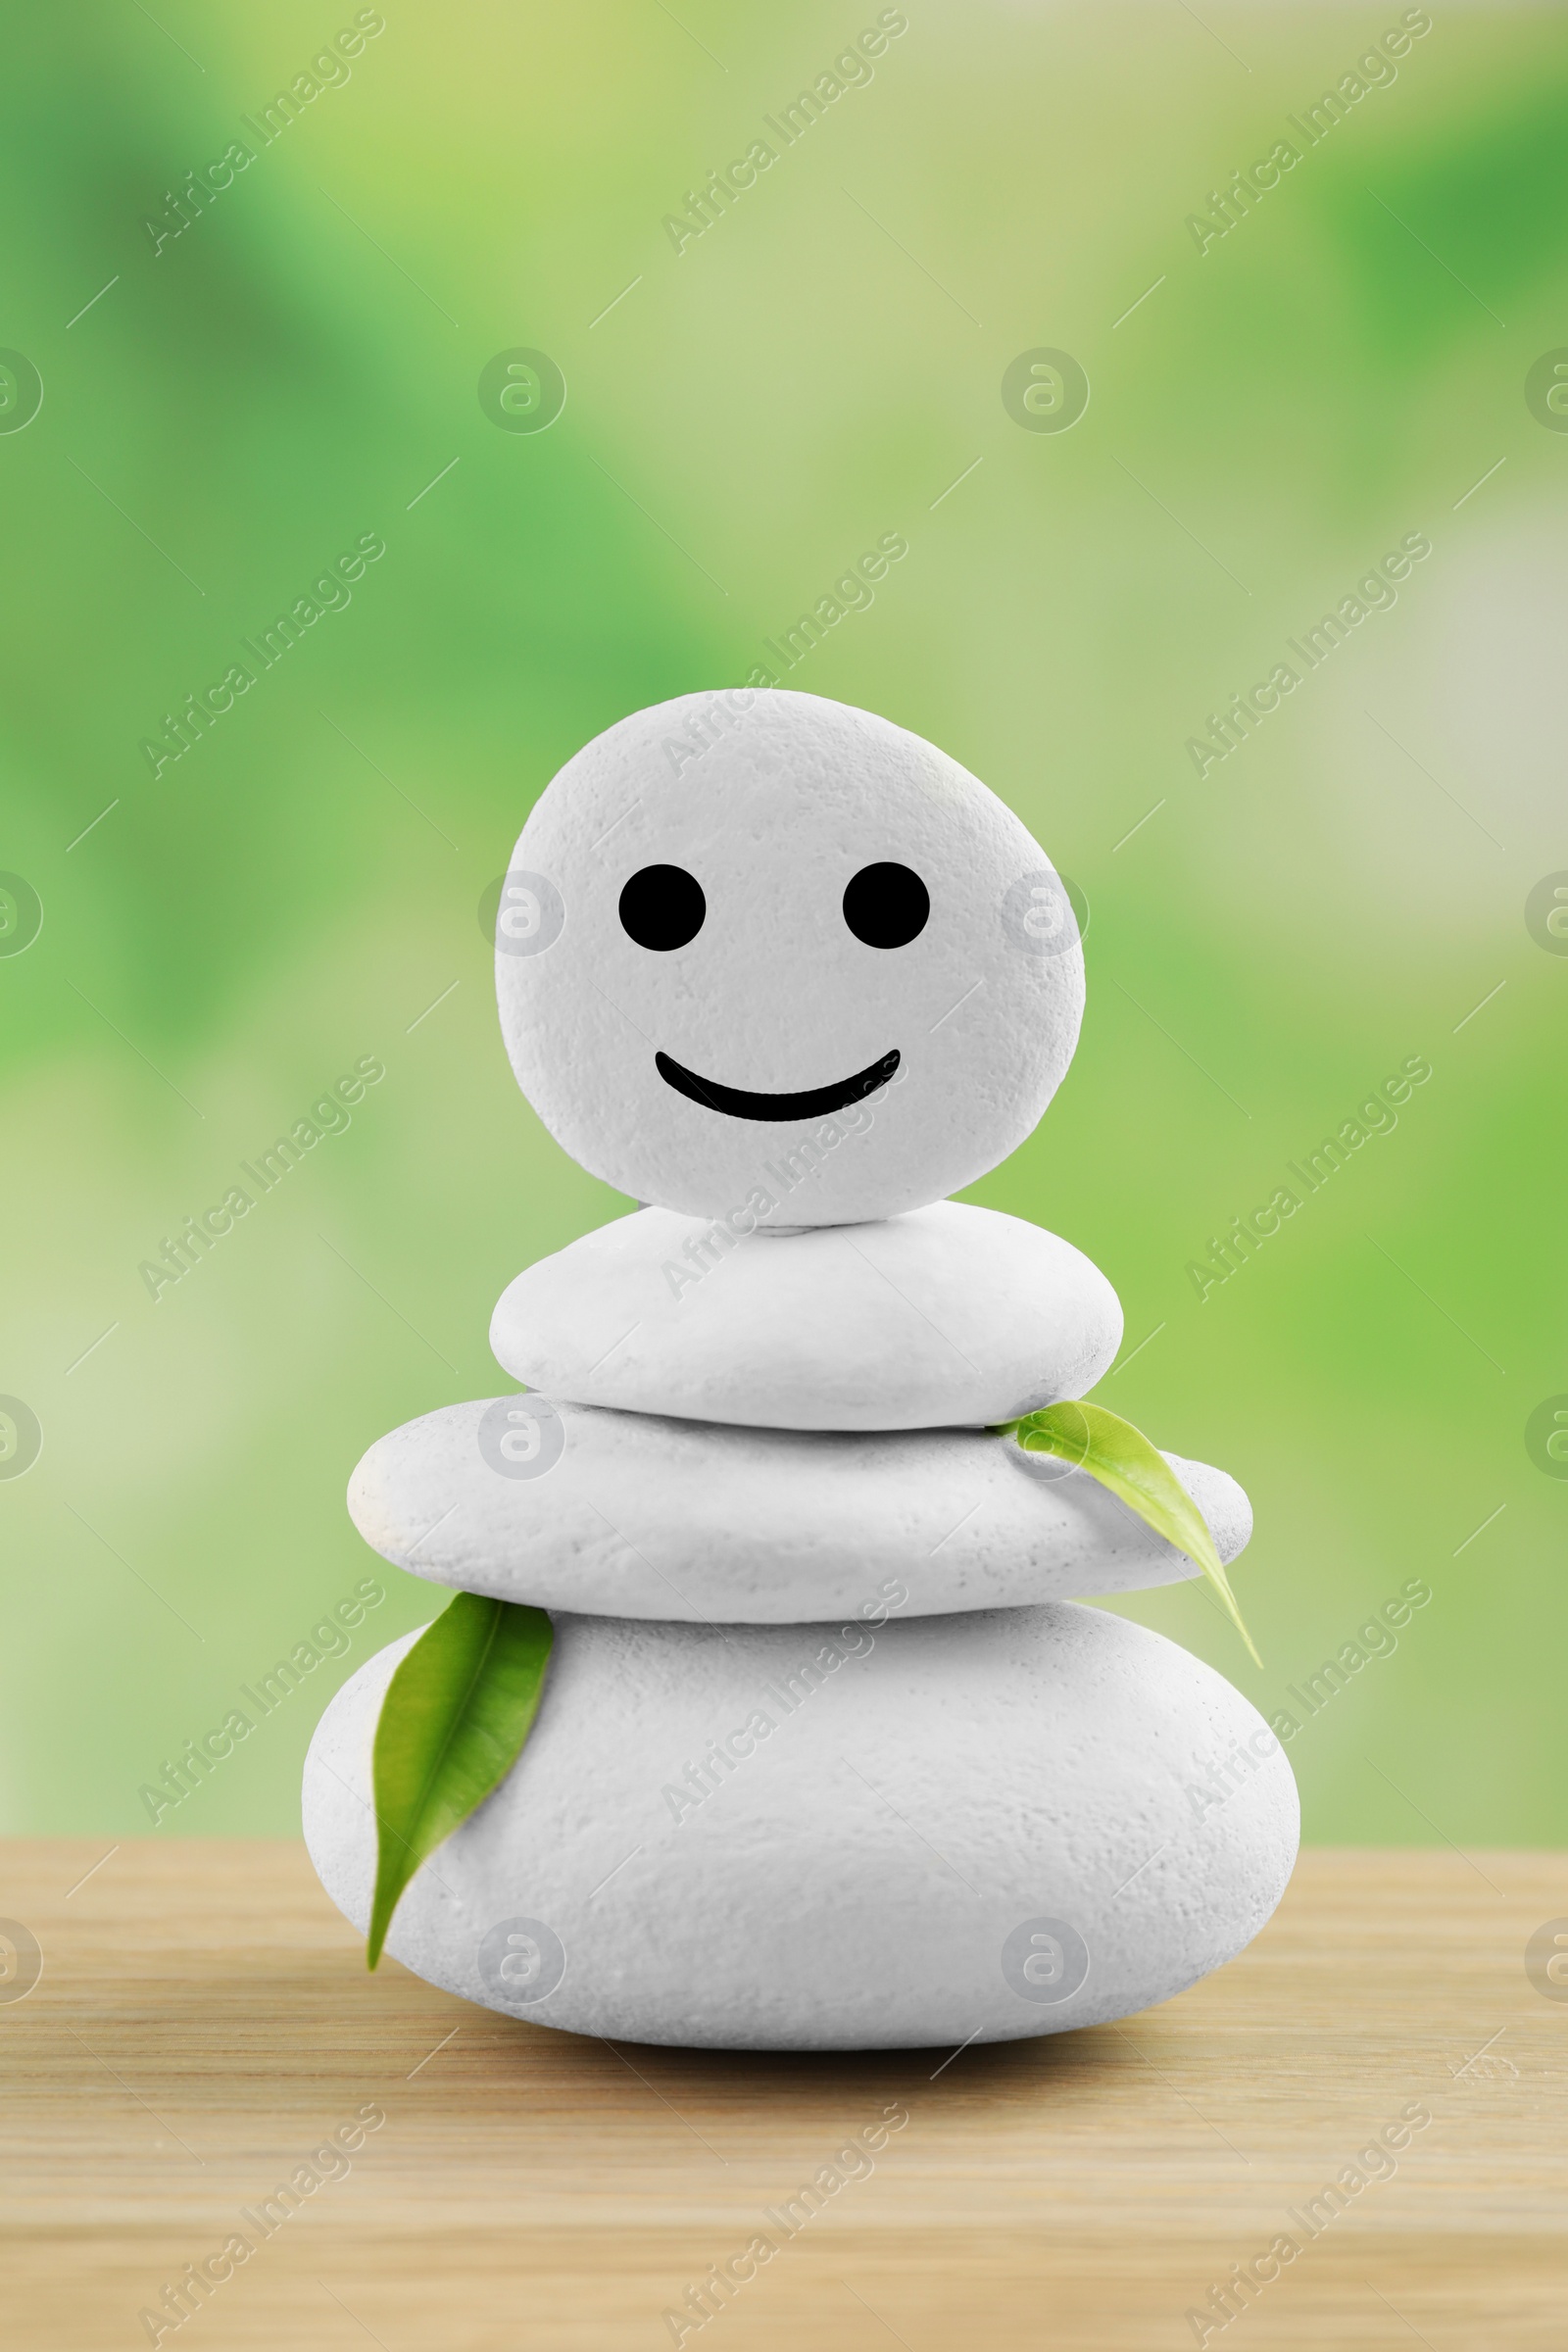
[303,1603,1298,2051]
[494,690,1084,1223]
[490,1200,1121,1431]
[349,1397,1250,1618]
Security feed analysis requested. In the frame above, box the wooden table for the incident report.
[2,1842,1564,2350]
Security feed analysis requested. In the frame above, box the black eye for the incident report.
[843,862,929,950]
[619,863,706,952]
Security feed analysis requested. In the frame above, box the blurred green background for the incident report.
[2,1,1563,1845]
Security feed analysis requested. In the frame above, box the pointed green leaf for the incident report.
[1000,1400,1262,1668]
[367,1592,554,1969]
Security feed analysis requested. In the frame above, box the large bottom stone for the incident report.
[303,1603,1298,2051]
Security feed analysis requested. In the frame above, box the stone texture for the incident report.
[494,689,1084,1222]
[491,1200,1121,1431]
[349,1396,1250,1618]
[303,1602,1298,2051]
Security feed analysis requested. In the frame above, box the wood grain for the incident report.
[1,1841,1564,2349]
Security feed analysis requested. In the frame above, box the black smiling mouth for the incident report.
[655,1047,901,1123]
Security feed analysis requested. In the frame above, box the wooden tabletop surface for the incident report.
[2,1840,1564,2351]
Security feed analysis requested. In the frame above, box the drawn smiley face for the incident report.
[496,689,1084,1224]
[620,856,924,1122]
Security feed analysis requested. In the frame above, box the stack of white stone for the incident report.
[304,692,1297,2050]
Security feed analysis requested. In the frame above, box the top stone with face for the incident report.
[496,689,1084,1224]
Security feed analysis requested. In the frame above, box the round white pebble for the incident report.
[303,1603,1298,2050]
[349,1397,1250,1617]
[494,690,1084,1222]
[490,1200,1122,1431]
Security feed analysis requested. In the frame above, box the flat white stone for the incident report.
[350,1397,1250,1618]
[494,689,1085,1223]
[490,1200,1121,1431]
[303,1604,1298,2051]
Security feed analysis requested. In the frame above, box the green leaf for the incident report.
[996,1400,1262,1669]
[367,1592,554,1970]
